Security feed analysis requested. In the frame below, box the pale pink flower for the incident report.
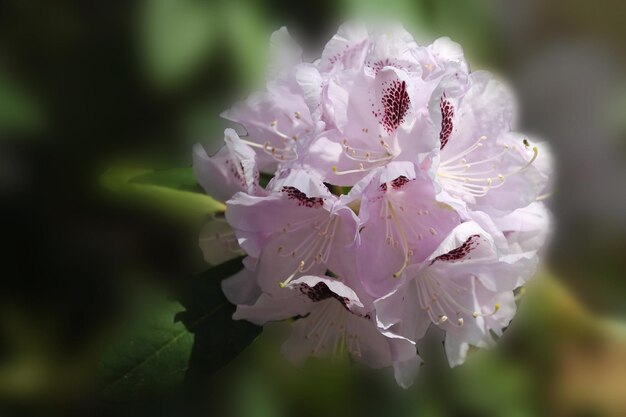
[375,221,535,367]
[192,128,262,202]
[346,161,460,297]
[193,128,263,266]
[428,71,552,215]
[221,82,316,172]
[221,256,261,306]
[493,202,552,258]
[295,23,469,185]
[233,274,420,387]
[191,22,555,388]
[220,28,322,172]
[225,169,359,293]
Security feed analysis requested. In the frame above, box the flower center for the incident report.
[416,270,500,327]
[303,300,363,359]
[278,213,339,287]
[376,177,442,279]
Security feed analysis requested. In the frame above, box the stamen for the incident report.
[271,121,291,141]
[331,138,395,176]
[418,271,502,326]
[341,139,394,163]
[471,302,501,318]
[279,261,305,288]
[440,136,488,167]
[386,201,412,278]
[278,215,339,287]
[331,164,369,176]
[263,141,298,161]
[536,191,554,201]
[504,146,539,176]
[438,135,540,198]
[239,137,298,162]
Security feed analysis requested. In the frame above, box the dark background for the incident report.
[1,1,626,416]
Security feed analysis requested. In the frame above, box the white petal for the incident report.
[444,333,470,367]
[221,264,260,306]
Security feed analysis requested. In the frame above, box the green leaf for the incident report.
[98,298,193,399]
[132,167,200,192]
[139,0,218,89]
[177,258,262,381]
[98,259,261,400]
[101,167,225,221]
[259,172,273,189]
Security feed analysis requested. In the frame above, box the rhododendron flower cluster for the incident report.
[193,22,553,388]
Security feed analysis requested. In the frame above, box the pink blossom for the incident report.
[233,274,419,387]
[428,71,552,215]
[192,128,262,202]
[375,221,534,367]
[347,162,460,298]
[191,22,554,387]
[193,128,263,266]
[225,169,359,292]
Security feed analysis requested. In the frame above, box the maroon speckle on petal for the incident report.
[376,79,410,133]
[225,158,246,187]
[390,175,410,190]
[299,282,333,302]
[366,59,417,76]
[296,282,354,312]
[327,40,367,68]
[439,95,454,150]
[368,182,387,203]
[282,186,324,208]
[432,234,481,264]
[367,58,401,75]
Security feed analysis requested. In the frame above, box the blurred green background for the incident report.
[1,0,626,416]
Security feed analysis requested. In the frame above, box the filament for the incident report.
[278,214,339,287]
[438,135,539,198]
[417,270,501,327]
